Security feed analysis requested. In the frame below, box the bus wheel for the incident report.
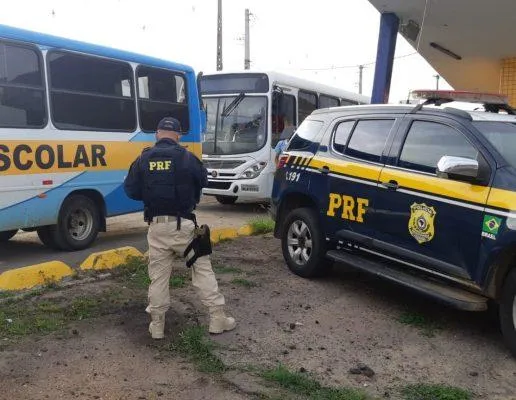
[500,269,516,357]
[38,195,100,251]
[0,230,18,242]
[216,196,238,205]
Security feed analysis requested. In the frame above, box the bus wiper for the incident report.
[221,92,246,117]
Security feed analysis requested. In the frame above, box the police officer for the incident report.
[124,117,236,339]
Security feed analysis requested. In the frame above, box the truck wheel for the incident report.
[500,269,516,357]
[0,230,17,242]
[37,195,100,251]
[281,207,330,278]
[216,196,238,205]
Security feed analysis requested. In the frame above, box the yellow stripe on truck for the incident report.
[308,156,516,212]
[309,156,382,182]
[380,167,491,205]
[0,141,201,176]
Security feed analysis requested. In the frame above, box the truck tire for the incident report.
[216,195,238,205]
[500,269,516,357]
[0,230,17,242]
[280,207,331,278]
[37,195,100,251]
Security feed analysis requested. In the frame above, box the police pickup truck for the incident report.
[271,90,516,357]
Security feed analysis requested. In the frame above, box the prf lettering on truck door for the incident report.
[326,193,369,223]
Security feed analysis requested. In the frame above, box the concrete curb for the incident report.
[0,261,74,291]
[0,224,254,292]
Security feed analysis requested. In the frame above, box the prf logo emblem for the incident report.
[408,203,436,244]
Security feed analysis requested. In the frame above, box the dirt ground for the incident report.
[1,235,516,400]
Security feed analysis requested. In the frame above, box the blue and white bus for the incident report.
[200,71,369,205]
[0,24,204,250]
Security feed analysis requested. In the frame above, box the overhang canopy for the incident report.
[368,0,516,93]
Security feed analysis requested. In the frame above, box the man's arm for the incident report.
[190,155,208,203]
[123,157,143,201]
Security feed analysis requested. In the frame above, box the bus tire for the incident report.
[500,269,516,357]
[0,230,18,242]
[38,195,100,251]
[216,195,238,205]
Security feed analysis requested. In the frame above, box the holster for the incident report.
[183,217,212,268]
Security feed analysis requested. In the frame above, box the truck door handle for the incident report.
[381,180,399,190]
[319,166,330,174]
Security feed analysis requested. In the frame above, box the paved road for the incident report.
[0,197,268,273]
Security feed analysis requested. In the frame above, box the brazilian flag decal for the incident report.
[482,215,502,240]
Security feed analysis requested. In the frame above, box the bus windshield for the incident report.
[203,96,267,155]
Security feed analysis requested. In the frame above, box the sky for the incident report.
[0,0,452,103]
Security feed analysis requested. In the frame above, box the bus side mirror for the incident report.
[196,71,205,111]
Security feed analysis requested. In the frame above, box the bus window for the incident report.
[49,51,135,131]
[0,42,46,128]
[319,94,340,109]
[298,90,317,124]
[272,91,296,147]
[341,99,359,106]
[137,66,189,133]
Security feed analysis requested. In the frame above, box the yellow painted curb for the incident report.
[237,225,253,236]
[0,261,73,291]
[80,246,143,271]
[210,227,239,244]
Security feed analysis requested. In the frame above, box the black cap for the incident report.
[157,117,182,133]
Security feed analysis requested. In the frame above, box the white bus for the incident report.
[200,71,369,204]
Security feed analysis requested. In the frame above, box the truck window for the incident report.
[399,121,478,174]
[344,119,394,163]
[288,119,324,151]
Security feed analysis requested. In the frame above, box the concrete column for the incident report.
[371,13,400,104]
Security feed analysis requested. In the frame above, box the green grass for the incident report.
[248,217,275,235]
[262,365,368,400]
[170,276,186,288]
[214,265,243,274]
[169,326,226,373]
[398,311,441,337]
[114,256,150,289]
[231,278,257,288]
[402,384,472,400]
[0,290,140,339]
[0,291,15,299]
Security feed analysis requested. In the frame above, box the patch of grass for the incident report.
[0,291,15,299]
[398,311,441,338]
[248,217,275,235]
[170,276,186,288]
[402,384,472,400]
[170,326,226,373]
[115,256,150,289]
[214,265,243,274]
[262,365,368,400]
[66,297,102,320]
[0,288,140,339]
[231,278,257,288]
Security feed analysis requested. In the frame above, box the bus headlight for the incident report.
[240,162,267,179]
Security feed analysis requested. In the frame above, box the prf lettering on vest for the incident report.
[326,193,369,223]
[149,160,172,171]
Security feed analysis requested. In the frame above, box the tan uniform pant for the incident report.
[146,217,225,315]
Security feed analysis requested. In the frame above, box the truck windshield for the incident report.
[203,96,267,155]
[473,121,516,168]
